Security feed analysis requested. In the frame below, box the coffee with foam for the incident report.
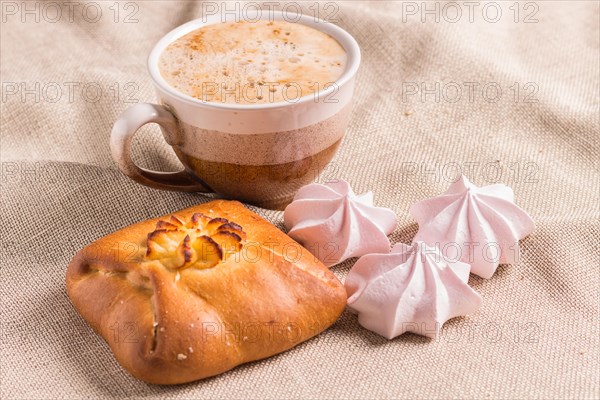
[159,20,347,104]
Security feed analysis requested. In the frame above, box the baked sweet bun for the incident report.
[66,200,346,385]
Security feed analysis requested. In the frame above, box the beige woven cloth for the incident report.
[1,1,599,398]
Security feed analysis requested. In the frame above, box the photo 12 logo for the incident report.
[196,80,339,104]
[1,1,140,23]
[200,320,313,344]
[399,1,540,24]
[200,1,340,23]
[406,240,525,265]
[438,321,541,343]
[1,81,139,104]
[398,161,541,184]
[402,81,539,104]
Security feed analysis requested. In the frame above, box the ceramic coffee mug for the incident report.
[110,11,360,209]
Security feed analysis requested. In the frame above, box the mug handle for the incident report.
[110,103,209,192]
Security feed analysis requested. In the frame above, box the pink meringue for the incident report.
[284,180,397,267]
[411,175,535,279]
[346,242,482,339]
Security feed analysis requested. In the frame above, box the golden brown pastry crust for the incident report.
[66,200,346,384]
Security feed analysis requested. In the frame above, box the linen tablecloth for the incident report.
[1,1,598,398]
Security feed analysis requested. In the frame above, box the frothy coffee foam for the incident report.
[159,20,347,104]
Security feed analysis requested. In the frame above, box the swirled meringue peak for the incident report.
[346,242,482,339]
[284,180,397,267]
[411,175,535,279]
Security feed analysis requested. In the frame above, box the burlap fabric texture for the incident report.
[1,1,598,398]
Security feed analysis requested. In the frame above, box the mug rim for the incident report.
[147,11,361,111]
